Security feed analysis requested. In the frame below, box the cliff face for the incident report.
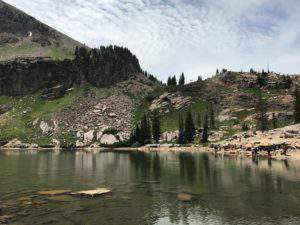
[0,58,76,96]
[0,46,142,96]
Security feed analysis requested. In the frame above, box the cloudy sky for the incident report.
[4,0,300,80]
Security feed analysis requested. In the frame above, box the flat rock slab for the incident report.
[71,188,112,197]
[38,190,72,196]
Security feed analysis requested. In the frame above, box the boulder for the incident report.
[75,140,85,148]
[162,131,179,142]
[29,143,39,149]
[100,134,118,145]
[40,121,53,135]
[83,130,95,144]
[108,113,117,118]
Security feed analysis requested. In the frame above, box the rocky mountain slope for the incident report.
[0,0,82,61]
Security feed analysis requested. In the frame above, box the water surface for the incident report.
[0,150,299,225]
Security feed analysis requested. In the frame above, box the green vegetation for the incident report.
[103,128,119,136]
[0,85,103,142]
[140,115,152,145]
[0,96,11,105]
[161,100,208,132]
[201,112,209,143]
[152,111,161,143]
[132,98,151,123]
[58,132,76,149]
[0,42,74,61]
[177,114,185,144]
[184,109,195,142]
[130,114,152,145]
[46,47,74,60]
[178,73,185,86]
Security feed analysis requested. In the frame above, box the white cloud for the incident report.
[4,0,300,81]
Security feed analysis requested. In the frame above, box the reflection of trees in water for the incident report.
[129,152,162,181]
[179,152,196,185]
[153,153,161,180]
[283,159,290,170]
[129,151,151,178]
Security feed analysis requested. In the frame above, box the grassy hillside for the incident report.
[0,84,114,146]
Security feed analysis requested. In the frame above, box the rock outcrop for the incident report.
[150,92,192,113]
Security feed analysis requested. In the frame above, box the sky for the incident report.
[4,0,300,81]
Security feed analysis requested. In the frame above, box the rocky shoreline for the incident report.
[1,124,299,161]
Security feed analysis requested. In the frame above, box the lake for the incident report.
[0,150,299,225]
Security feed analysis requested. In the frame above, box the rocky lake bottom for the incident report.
[0,150,299,225]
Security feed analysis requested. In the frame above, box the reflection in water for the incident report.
[179,152,196,185]
[153,153,161,180]
[0,150,299,225]
[283,159,290,170]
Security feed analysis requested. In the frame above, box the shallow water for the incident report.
[0,150,299,225]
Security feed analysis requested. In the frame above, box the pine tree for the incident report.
[255,94,268,132]
[152,111,161,143]
[272,113,277,129]
[197,112,202,128]
[167,76,172,86]
[172,75,177,86]
[178,114,185,144]
[130,124,141,144]
[209,102,215,129]
[295,86,300,123]
[201,113,209,143]
[257,71,268,87]
[197,76,203,82]
[140,115,151,145]
[184,110,195,143]
[216,69,219,75]
[179,73,185,86]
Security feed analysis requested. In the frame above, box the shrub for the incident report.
[102,127,119,136]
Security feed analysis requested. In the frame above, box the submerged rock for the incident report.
[177,193,194,202]
[71,188,112,197]
[37,190,72,196]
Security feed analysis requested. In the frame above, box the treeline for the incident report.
[129,103,217,146]
[142,70,161,84]
[166,73,186,86]
[75,46,142,87]
[0,45,143,96]
[130,111,161,146]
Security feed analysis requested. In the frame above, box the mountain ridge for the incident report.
[0,0,84,61]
